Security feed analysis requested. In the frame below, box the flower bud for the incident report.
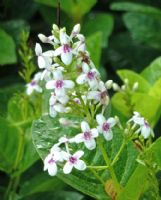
[52,24,59,32]
[38,34,47,43]
[105,80,113,89]
[124,78,129,85]
[121,85,126,91]
[112,83,120,91]
[133,82,139,91]
[72,24,81,34]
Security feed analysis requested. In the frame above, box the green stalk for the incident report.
[111,140,127,166]
[97,138,121,193]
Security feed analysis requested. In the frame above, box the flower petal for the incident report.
[96,114,106,125]
[57,95,69,104]
[87,91,100,101]
[48,162,57,176]
[103,129,113,141]
[49,106,57,118]
[84,139,96,150]
[43,50,55,57]
[54,104,66,113]
[107,118,117,127]
[81,121,90,132]
[74,160,86,171]
[91,128,98,138]
[63,162,73,174]
[64,80,75,89]
[35,43,42,55]
[76,74,86,84]
[141,126,151,139]
[38,56,46,69]
[82,62,89,73]
[73,150,84,159]
[46,80,56,89]
[75,133,84,143]
[61,51,72,65]
[54,46,63,56]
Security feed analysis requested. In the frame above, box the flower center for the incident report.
[63,44,71,53]
[83,131,92,140]
[69,156,77,164]
[55,80,64,89]
[100,91,107,99]
[102,122,110,132]
[48,158,55,164]
[87,71,95,80]
[31,80,37,86]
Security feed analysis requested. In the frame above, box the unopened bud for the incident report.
[105,80,113,89]
[52,24,59,32]
[133,82,139,91]
[124,78,129,85]
[38,34,47,43]
[112,83,120,91]
[72,24,81,34]
[121,85,126,91]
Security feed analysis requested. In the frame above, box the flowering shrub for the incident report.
[31,24,161,200]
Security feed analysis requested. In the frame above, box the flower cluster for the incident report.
[33,24,154,176]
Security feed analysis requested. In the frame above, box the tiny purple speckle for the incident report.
[48,158,55,164]
[83,131,92,140]
[102,122,110,132]
[30,80,37,86]
[63,44,71,53]
[87,71,95,80]
[69,156,77,164]
[55,80,64,89]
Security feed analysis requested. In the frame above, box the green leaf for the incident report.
[35,0,96,20]
[141,56,161,84]
[131,93,161,126]
[117,164,149,200]
[86,32,102,67]
[20,173,65,197]
[0,118,20,173]
[83,13,113,47]
[149,77,161,99]
[21,191,84,200]
[0,28,17,65]
[117,69,151,93]
[123,12,161,49]
[110,2,161,16]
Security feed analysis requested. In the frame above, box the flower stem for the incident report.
[87,165,109,170]
[89,168,105,185]
[97,137,121,193]
[111,139,127,166]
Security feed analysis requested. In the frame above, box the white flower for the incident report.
[35,43,55,69]
[26,72,42,95]
[71,24,81,37]
[54,29,73,65]
[41,63,64,81]
[105,80,113,89]
[87,81,109,105]
[96,114,117,141]
[49,92,69,118]
[129,112,154,139]
[76,62,99,89]
[46,71,75,97]
[62,150,86,174]
[75,121,98,150]
[43,153,58,176]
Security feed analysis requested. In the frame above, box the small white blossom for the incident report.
[62,150,86,174]
[46,71,75,97]
[105,80,113,89]
[96,114,117,141]
[35,43,54,69]
[54,29,73,65]
[129,112,154,139]
[87,81,109,105]
[76,62,99,89]
[26,72,42,95]
[75,121,98,150]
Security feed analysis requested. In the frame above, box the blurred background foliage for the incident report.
[1,0,161,199]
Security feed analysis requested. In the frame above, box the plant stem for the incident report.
[87,166,109,170]
[4,129,25,200]
[97,138,121,193]
[89,168,105,185]
[111,140,127,166]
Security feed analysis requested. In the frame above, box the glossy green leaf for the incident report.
[141,57,161,84]
[35,0,96,20]
[110,2,161,16]
[0,118,20,173]
[86,32,102,67]
[123,12,161,49]
[117,70,151,93]
[21,191,84,200]
[20,173,65,197]
[0,28,17,65]
[149,77,161,100]
[83,13,113,47]
[117,164,148,200]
